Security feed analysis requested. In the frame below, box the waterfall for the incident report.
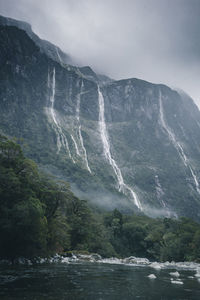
[155,175,166,207]
[155,175,172,216]
[98,86,142,210]
[189,167,200,193]
[49,68,74,162]
[56,47,62,64]
[78,125,91,173]
[159,91,200,194]
[49,68,62,152]
[75,81,91,173]
[71,134,81,156]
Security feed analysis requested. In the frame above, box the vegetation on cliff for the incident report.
[0,135,200,262]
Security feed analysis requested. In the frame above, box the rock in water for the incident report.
[169,271,180,277]
[148,274,156,279]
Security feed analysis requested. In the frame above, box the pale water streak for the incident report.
[49,68,74,162]
[78,125,91,173]
[71,134,81,157]
[155,175,171,217]
[155,175,166,208]
[56,47,62,64]
[98,86,142,210]
[159,91,200,194]
[75,81,91,173]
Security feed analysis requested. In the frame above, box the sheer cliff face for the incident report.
[0,14,72,65]
[1,19,200,220]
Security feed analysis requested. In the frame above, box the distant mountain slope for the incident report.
[0,14,72,65]
[0,15,113,84]
[1,17,200,220]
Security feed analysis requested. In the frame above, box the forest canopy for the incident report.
[0,135,200,262]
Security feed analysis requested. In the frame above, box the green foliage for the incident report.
[0,135,114,259]
[103,211,200,262]
[0,135,72,258]
[1,135,200,262]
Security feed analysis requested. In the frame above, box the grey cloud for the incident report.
[0,0,200,105]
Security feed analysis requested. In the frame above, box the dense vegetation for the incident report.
[0,135,200,262]
[103,210,200,262]
[0,134,114,259]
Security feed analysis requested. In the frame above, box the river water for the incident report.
[0,258,200,300]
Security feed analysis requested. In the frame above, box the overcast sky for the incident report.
[0,0,200,106]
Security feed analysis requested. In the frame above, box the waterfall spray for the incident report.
[98,86,142,210]
[75,81,91,173]
[159,91,200,194]
[49,67,74,162]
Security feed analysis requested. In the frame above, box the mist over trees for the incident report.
[0,135,200,262]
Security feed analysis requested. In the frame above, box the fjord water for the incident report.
[0,262,200,300]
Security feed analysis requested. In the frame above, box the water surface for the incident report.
[0,261,200,299]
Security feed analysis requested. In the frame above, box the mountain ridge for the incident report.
[0,14,72,66]
[1,16,200,220]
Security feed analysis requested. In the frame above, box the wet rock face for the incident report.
[1,17,200,220]
[0,14,72,65]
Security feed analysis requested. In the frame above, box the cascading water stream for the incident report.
[71,134,81,157]
[75,81,91,173]
[159,91,200,194]
[155,175,166,208]
[56,47,62,64]
[98,86,142,210]
[49,68,74,162]
[155,175,171,216]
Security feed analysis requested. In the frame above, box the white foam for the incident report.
[148,274,156,279]
[123,256,149,265]
[99,257,123,265]
[61,257,70,264]
[171,279,183,285]
[150,262,162,269]
[169,271,180,277]
[195,270,200,277]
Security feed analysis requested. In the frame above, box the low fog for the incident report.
[1,0,200,106]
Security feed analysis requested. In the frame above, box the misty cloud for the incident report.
[0,0,200,105]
